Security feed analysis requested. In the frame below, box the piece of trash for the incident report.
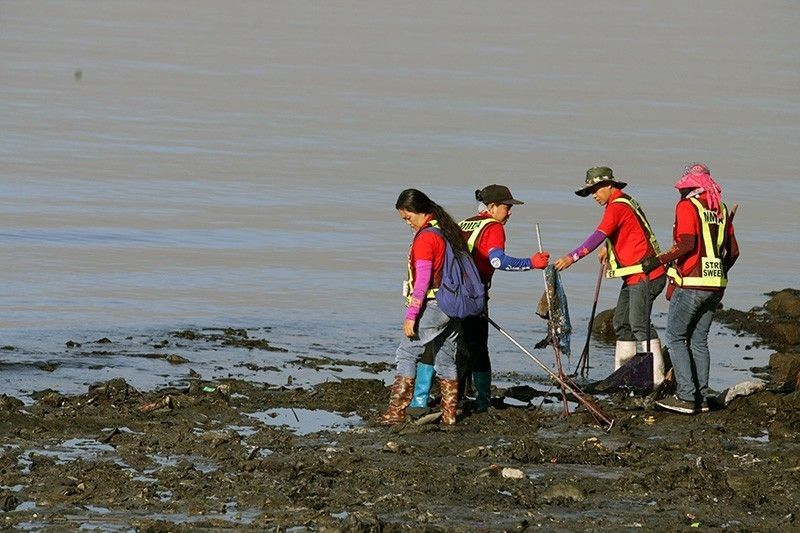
[690,522,702,528]
[202,386,216,393]
[415,412,442,425]
[384,441,400,453]
[723,381,766,405]
[138,395,174,413]
[501,467,524,479]
[644,416,656,426]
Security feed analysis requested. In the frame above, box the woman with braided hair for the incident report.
[379,189,465,426]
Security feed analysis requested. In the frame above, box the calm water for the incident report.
[1,1,798,400]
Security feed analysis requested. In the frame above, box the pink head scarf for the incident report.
[674,163,722,212]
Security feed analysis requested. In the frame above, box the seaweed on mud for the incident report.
[1,293,798,530]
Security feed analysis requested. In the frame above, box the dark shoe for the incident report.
[655,395,698,415]
[697,398,711,413]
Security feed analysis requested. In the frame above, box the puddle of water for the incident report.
[740,431,770,443]
[83,505,112,514]
[245,408,363,435]
[526,462,626,481]
[14,501,37,512]
[100,426,140,435]
[225,424,258,437]
[145,453,218,474]
[18,438,118,473]
[129,474,158,484]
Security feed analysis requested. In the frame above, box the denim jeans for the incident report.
[613,275,666,342]
[665,287,724,402]
[396,300,460,380]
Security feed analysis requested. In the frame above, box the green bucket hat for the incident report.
[575,166,627,197]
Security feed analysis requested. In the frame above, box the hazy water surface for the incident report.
[1,1,798,399]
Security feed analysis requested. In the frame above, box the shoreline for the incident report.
[1,292,798,530]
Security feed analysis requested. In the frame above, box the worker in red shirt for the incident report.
[644,164,739,414]
[379,189,466,426]
[555,167,667,389]
[409,184,549,414]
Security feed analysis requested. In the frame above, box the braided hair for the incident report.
[395,189,469,255]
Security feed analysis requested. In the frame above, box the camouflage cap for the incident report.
[575,166,627,197]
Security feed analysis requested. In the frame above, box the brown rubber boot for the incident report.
[379,375,415,425]
[439,378,459,426]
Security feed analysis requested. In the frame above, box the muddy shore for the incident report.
[1,294,799,531]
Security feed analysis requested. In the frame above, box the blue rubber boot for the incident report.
[409,363,436,408]
[472,371,492,412]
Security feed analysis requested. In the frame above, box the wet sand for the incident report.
[1,293,798,530]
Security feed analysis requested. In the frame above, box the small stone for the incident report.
[542,483,586,502]
[501,467,525,479]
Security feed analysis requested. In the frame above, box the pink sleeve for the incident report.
[405,259,433,321]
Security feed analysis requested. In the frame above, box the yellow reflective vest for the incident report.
[459,216,498,253]
[403,220,440,304]
[604,196,661,279]
[666,198,729,289]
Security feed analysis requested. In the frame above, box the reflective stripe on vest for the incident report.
[404,220,439,303]
[459,217,498,253]
[666,199,728,288]
[604,196,661,279]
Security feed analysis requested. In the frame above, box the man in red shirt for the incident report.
[643,164,739,414]
[555,167,666,389]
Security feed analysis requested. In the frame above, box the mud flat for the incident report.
[1,295,799,531]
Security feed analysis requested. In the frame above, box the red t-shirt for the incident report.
[410,224,445,289]
[672,193,735,280]
[463,214,505,285]
[597,189,665,285]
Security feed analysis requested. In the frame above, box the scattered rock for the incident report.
[773,323,800,346]
[764,289,800,318]
[592,308,617,343]
[542,483,587,502]
[0,394,23,412]
[1,492,19,512]
[501,467,525,479]
[769,353,800,389]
